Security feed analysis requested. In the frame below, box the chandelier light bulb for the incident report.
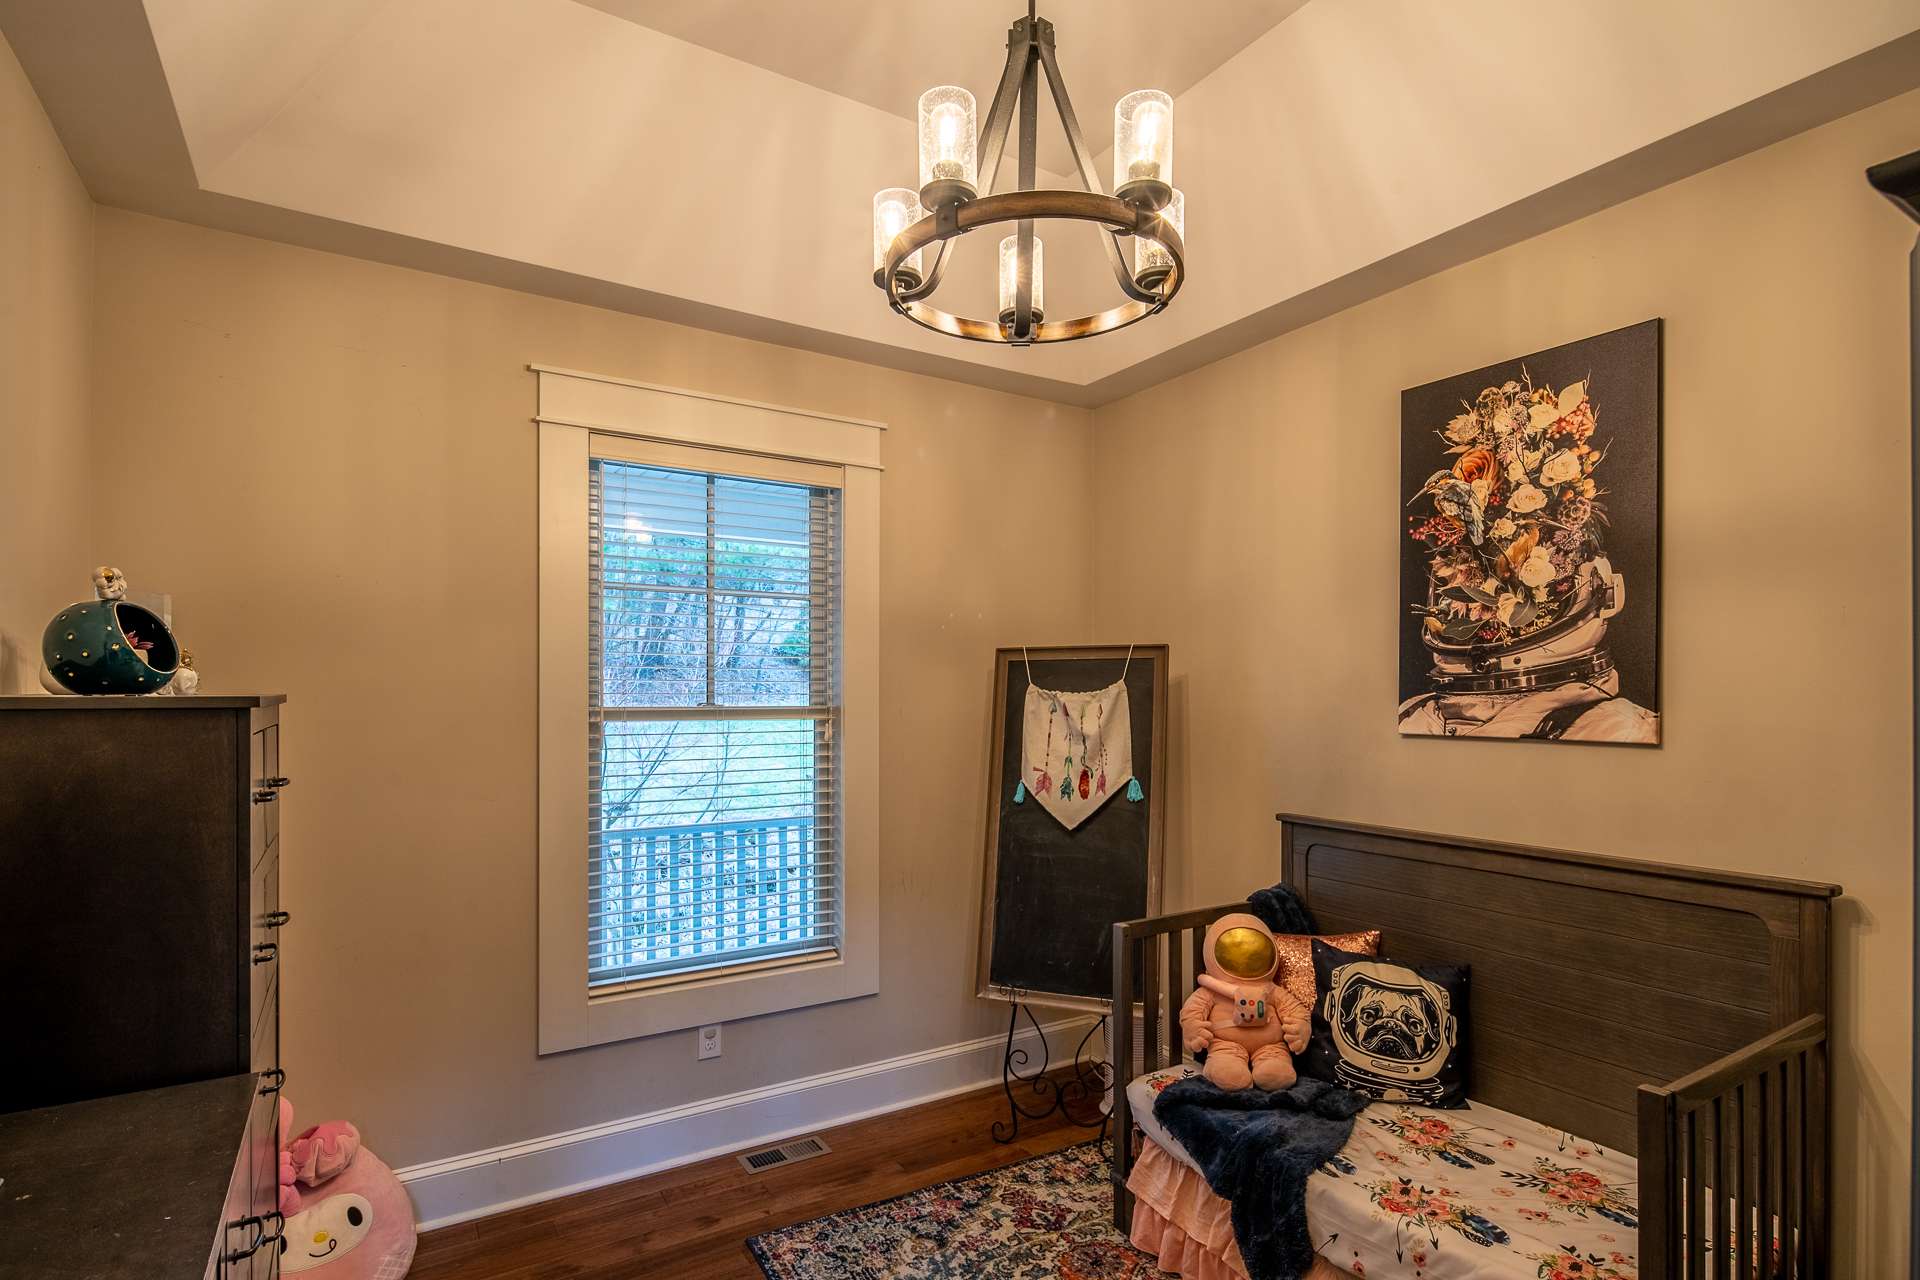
[1134,188,1184,291]
[1114,89,1174,208]
[918,86,979,207]
[1132,105,1167,176]
[998,233,1045,327]
[932,106,966,169]
[872,188,925,288]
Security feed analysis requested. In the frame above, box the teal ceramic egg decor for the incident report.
[42,600,180,694]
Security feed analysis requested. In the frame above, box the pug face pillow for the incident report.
[1303,939,1470,1108]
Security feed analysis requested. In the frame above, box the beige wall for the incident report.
[86,207,1093,1166]
[25,34,1916,1265]
[0,31,91,693]
[1091,90,1919,1270]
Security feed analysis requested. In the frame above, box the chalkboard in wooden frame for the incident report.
[975,644,1168,1014]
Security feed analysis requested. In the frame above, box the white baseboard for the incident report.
[396,1014,1094,1230]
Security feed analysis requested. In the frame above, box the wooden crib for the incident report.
[1109,815,1838,1279]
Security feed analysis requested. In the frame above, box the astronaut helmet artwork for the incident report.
[1318,956,1457,1104]
[1420,551,1629,691]
[1398,348,1661,745]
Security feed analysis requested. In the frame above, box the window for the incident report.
[537,366,879,1054]
[588,461,840,987]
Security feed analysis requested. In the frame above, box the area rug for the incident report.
[747,1141,1168,1279]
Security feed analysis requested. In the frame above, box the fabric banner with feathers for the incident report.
[1018,680,1135,831]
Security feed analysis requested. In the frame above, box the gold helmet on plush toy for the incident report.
[1407,376,1628,693]
[1201,913,1277,984]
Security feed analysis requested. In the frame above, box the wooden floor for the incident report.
[409,1075,1102,1280]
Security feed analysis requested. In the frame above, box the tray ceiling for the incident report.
[3,0,1917,407]
[577,0,1311,173]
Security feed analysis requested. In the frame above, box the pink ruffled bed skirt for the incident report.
[1125,1140,1351,1280]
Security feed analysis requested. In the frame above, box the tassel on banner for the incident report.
[1013,781,1027,804]
[1126,777,1145,802]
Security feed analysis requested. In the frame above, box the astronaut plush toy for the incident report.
[1178,912,1310,1091]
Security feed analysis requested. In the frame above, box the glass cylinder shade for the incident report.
[871,188,924,287]
[997,233,1044,324]
[1113,89,1174,200]
[1134,187,1184,289]
[918,86,978,204]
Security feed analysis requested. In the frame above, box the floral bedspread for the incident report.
[1131,1068,1640,1280]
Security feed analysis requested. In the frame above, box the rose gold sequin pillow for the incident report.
[1274,930,1379,1007]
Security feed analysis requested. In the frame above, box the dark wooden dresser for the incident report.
[0,1075,275,1278]
[0,695,287,1277]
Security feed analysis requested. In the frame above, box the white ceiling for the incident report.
[577,0,1311,173]
[3,0,1918,406]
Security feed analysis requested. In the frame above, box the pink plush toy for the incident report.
[279,1147,299,1213]
[274,1100,416,1278]
[288,1117,362,1187]
[276,1100,362,1216]
[1178,912,1311,1091]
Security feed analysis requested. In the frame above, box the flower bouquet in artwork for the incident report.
[1408,376,1606,650]
[1397,335,1659,745]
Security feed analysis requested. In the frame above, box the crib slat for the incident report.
[1805,1040,1827,1274]
[1191,928,1206,1005]
[1159,924,1175,1066]
[1732,1083,1751,1280]
[1783,1055,1801,1280]
[1688,1106,1709,1279]
[1142,933,1161,1074]
[1756,1069,1774,1280]
[1714,1095,1732,1280]
[1749,1078,1765,1278]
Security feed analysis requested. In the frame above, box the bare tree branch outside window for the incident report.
[588,464,837,984]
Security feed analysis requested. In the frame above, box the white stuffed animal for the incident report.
[160,650,201,696]
[91,565,127,601]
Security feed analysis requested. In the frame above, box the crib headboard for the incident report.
[1278,815,1839,1155]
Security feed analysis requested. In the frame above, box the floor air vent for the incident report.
[737,1135,832,1173]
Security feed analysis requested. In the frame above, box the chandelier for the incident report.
[870,2,1185,347]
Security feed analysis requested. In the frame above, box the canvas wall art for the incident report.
[1399,320,1661,744]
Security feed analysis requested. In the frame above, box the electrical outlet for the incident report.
[698,1024,723,1060]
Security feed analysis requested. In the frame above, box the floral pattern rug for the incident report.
[748,1142,1170,1280]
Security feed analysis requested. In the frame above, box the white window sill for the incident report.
[590,945,840,1001]
[559,947,868,1049]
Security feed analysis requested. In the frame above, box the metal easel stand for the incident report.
[991,1000,1114,1144]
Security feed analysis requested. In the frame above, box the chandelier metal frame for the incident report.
[874,6,1186,347]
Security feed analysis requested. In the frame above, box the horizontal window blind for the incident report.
[587,458,841,990]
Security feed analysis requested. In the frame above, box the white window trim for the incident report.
[536,366,882,1055]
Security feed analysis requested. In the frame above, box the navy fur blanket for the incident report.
[1244,882,1316,935]
[1151,1077,1369,1280]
